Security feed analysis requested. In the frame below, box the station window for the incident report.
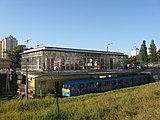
[130,79,133,83]
[96,82,102,87]
[38,81,46,90]
[63,84,68,89]
[68,85,71,89]
[112,81,117,85]
[103,81,110,86]
[133,78,136,82]
[78,84,84,89]
[125,80,129,84]
[118,80,122,85]
[88,82,94,88]
[71,84,74,89]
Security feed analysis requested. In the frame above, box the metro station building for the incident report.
[20,46,127,97]
[21,46,126,72]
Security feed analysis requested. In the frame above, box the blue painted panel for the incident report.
[62,75,150,97]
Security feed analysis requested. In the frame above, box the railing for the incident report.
[20,69,143,77]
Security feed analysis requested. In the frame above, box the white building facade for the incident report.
[21,46,126,73]
[131,48,139,57]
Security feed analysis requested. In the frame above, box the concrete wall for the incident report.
[151,68,160,82]
[145,68,160,82]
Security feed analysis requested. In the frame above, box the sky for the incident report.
[0,0,160,55]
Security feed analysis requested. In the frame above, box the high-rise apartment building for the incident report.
[1,35,18,58]
[0,41,2,58]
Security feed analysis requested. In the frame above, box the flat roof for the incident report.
[22,46,126,56]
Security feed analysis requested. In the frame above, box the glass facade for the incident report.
[21,47,125,72]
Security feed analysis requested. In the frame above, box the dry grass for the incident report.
[0,82,160,120]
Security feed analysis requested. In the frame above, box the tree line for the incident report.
[127,39,160,64]
[4,45,25,69]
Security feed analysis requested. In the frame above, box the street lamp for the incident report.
[24,39,31,49]
[107,43,113,52]
[25,58,29,100]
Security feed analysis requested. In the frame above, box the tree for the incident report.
[13,45,25,67]
[157,49,160,63]
[149,40,158,63]
[4,45,25,68]
[139,40,148,62]
[124,56,137,64]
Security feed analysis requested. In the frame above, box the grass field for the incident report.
[0,82,160,120]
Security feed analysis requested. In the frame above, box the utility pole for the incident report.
[6,69,10,92]
[50,72,60,113]
[26,59,29,100]
[107,43,113,52]
[56,62,60,113]
[55,90,60,113]
[25,39,31,48]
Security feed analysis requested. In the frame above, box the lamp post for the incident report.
[25,39,31,49]
[107,43,113,52]
[25,58,29,100]
[56,62,60,113]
